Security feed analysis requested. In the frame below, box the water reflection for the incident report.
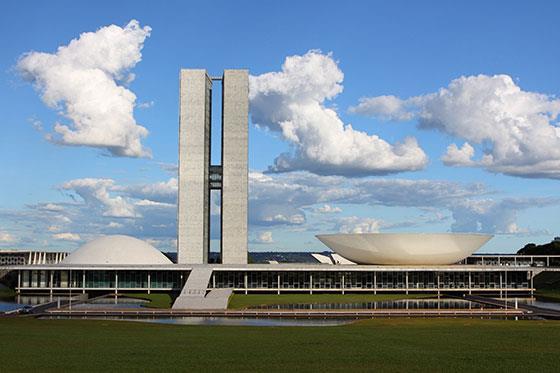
[73,297,148,310]
[249,298,497,310]
[515,298,560,312]
[1,295,70,312]
[43,315,354,327]
[0,301,25,313]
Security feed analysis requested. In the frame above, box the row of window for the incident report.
[211,271,530,289]
[19,270,184,289]
[465,257,560,266]
[18,270,531,290]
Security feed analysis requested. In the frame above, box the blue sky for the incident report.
[1,0,559,253]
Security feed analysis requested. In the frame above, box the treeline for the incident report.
[517,238,560,255]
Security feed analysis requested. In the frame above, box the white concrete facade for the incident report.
[221,70,249,264]
[177,69,249,265]
[317,233,492,265]
[178,70,212,264]
[62,235,172,265]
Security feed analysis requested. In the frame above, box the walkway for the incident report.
[464,295,560,319]
[172,268,231,309]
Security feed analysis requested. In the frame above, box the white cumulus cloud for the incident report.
[337,216,383,234]
[252,231,274,244]
[349,95,417,121]
[351,74,560,179]
[314,204,342,213]
[441,142,476,166]
[249,50,428,176]
[248,171,556,235]
[52,232,81,241]
[116,178,177,203]
[450,198,556,234]
[61,178,137,218]
[0,232,16,243]
[17,20,152,158]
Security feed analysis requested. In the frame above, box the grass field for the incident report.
[1,317,559,372]
[0,283,15,299]
[536,289,560,302]
[228,293,431,309]
[120,293,174,308]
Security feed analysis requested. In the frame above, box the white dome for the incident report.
[62,235,172,265]
[316,233,492,265]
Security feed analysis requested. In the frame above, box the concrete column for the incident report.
[468,272,472,295]
[310,274,313,294]
[530,271,534,297]
[244,272,248,295]
[82,271,86,294]
[499,272,503,298]
[115,272,118,295]
[341,273,345,295]
[221,70,249,264]
[505,269,508,302]
[373,272,377,294]
[277,274,281,295]
[49,271,53,296]
[178,69,212,264]
[405,271,409,294]
[437,272,440,297]
[147,272,151,294]
[17,270,21,294]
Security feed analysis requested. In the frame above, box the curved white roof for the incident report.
[62,235,172,265]
[316,233,492,265]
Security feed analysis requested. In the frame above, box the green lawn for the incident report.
[228,293,431,309]
[0,285,15,299]
[535,289,560,302]
[0,288,15,298]
[119,293,173,309]
[0,318,559,372]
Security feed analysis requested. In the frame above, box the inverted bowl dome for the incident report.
[316,233,492,265]
[62,235,172,265]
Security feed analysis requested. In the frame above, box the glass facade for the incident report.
[209,270,533,292]
[465,255,560,267]
[86,271,115,288]
[150,271,182,289]
[18,270,184,290]
[16,269,533,293]
[118,271,148,288]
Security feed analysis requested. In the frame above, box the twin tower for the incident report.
[178,69,249,264]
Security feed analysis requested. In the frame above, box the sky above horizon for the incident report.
[1,0,559,254]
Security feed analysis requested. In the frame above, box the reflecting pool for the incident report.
[248,298,497,310]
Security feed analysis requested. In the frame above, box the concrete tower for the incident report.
[178,69,248,264]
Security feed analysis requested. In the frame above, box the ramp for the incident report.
[172,268,232,309]
[0,269,10,280]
